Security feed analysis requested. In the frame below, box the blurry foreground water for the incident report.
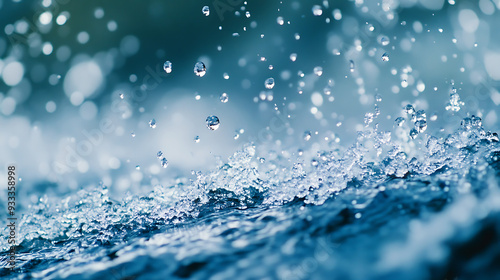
[1,1,500,279]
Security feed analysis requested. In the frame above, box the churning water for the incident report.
[1,1,500,279]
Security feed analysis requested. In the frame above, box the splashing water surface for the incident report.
[1,1,500,280]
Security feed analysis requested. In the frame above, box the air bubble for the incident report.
[194,136,200,143]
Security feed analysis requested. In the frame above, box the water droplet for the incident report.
[378,35,390,46]
[290,53,297,62]
[381,53,389,62]
[394,117,405,126]
[223,73,229,79]
[206,115,220,130]
[220,93,229,103]
[163,61,172,74]
[430,113,438,121]
[471,115,482,127]
[265,77,275,89]
[415,120,427,133]
[135,165,140,170]
[349,60,355,72]
[160,157,168,168]
[202,6,210,16]
[194,136,200,143]
[119,93,124,99]
[234,133,240,140]
[313,66,323,76]
[445,87,464,112]
[414,110,426,121]
[259,157,266,163]
[194,61,206,77]
[404,104,415,114]
[375,94,382,102]
[149,119,156,129]
[156,151,163,159]
[401,80,408,88]
[304,131,312,141]
[245,11,251,18]
[311,159,319,166]
[312,5,323,16]
[131,132,136,137]
[277,16,284,25]
[409,128,419,139]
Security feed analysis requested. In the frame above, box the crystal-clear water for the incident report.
[1,1,500,279]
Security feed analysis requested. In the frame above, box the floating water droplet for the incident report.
[206,115,220,130]
[304,131,312,141]
[163,61,172,74]
[277,16,284,25]
[259,157,266,163]
[156,151,163,159]
[445,87,464,112]
[313,66,323,77]
[290,53,297,62]
[378,35,390,46]
[312,5,323,16]
[135,165,140,170]
[401,80,408,88]
[430,113,438,121]
[414,110,426,121]
[245,11,251,18]
[415,120,427,133]
[119,93,124,99]
[131,132,136,137]
[394,117,405,126]
[202,6,210,16]
[223,73,229,79]
[404,104,415,114]
[149,119,156,129]
[194,136,200,143]
[375,94,382,102]
[382,53,389,62]
[194,61,206,77]
[349,60,355,72]
[160,157,168,168]
[461,117,472,130]
[409,128,419,139]
[471,115,482,127]
[220,92,229,103]
[234,133,240,140]
[311,159,319,166]
[265,77,275,89]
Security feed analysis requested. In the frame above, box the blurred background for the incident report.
[0,0,499,205]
